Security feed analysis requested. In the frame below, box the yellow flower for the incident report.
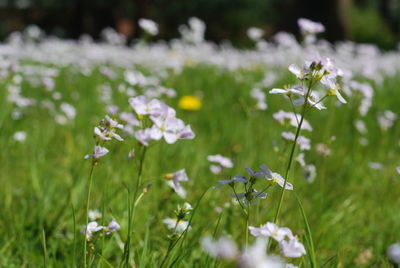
[178,96,202,111]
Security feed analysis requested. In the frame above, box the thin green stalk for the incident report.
[134,147,148,200]
[41,229,48,268]
[83,163,95,268]
[72,204,77,268]
[245,203,250,249]
[295,193,317,267]
[273,82,313,224]
[123,146,147,268]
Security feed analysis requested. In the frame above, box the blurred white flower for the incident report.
[163,218,190,233]
[247,27,264,42]
[60,102,76,119]
[298,18,325,35]
[13,131,26,142]
[81,221,104,240]
[201,235,238,260]
[165,169,189,198]
[84,146,109,160]
[139,18,159,36]
[240,238,285,268]
[88,210,102,221]
[388,243,400,264]
[105,219,121,235]
[280,237,306,258]
[377,110,397,131]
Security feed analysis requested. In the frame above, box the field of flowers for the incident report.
[1,18,400,267]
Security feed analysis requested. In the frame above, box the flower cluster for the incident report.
[215,165,293,205]
[85,115,124,162]
[81,219,121,241]
[129,96,195,146]
[202,235,299,268]
[249,222,306,258]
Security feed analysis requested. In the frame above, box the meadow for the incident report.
[1,19,400,267]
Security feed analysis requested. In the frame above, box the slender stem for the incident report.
[245,203,250,249]
[42,229,48,268]
[123,146,147,267]
[231,186,247,215]
[134,147,147,200]
[273,81,313,224]
[84,163,95,268]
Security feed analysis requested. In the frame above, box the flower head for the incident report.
[165,169,189,198]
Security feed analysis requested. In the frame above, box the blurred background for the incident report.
[1,0,399,49]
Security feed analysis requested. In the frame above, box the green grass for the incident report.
[0,63,399,267]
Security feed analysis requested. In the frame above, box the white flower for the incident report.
[298,18,325,35]
[304,164,316,183]
[201,235,238,260]
[88,210,102,221]
[163,217,190,233]
[260,166,293,190]
[269,87,304,97]
[249,222,293,242]
[165,169,189,198]
[119,112,140,127]
[134,128,153,146]
[105,219,121,235]
[94,126,111,141]
[273,110,312,131]
[138,18,159,36]
[81,221,104,239]
[60,102,77,119]
[355,120,367,134]
[247,27,264,41]
[280,237,306,258]
[150,116,194,144]
[207,154,233,168]
[369,162,383,170]
[210,164,222,174]
[288,64,307,80]
[129,96,162,116]
[105,115,123,129]
[84,146,109,159]
[251,88,268,110]
[94,116,124,141]
[13,131,26,142]
[321,76,347,104]
[240,238,285,268]
[388,243,400,264]
[281,131,311,151]
[295,153,306,167]
[377,110,397,131]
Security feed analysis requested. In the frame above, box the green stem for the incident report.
[123,146,147,267]
[273,82,313,224]
[245,203,250,249]
[84,163,95,268]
